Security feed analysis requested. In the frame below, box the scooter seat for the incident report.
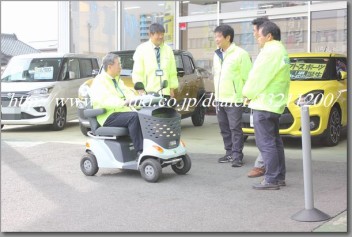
[95,127,129,137]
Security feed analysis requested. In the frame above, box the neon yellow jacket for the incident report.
[242,40,290,114]
[90,72,136,126]
[213,43,252,103]
[132,40,178,95]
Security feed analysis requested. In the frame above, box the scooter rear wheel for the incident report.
[140,158,162,182]
[80,153,99,176]
[172,154,191,175]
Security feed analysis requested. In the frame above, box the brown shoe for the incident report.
[247,167,265,178]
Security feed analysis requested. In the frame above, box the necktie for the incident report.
[112,78,125,99]
[155,47,160,69]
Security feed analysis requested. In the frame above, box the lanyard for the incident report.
[112,78,125,99]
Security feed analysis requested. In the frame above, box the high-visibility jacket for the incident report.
[243,40,290,114]
[213,43,252,103]
[132,40,178,95]
[90,72,136,126]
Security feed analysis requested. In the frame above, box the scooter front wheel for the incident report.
[80,153,99,176]
[140,158,162,183]
[172,154,192,175]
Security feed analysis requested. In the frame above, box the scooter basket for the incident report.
[138,107,181,149]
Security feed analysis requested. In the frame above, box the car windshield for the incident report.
[118,54,134,76]
[289,57,333,81]
[114,52,180,76]
[1,57,62,82]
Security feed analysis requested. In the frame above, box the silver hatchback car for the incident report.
[1,53,99,130]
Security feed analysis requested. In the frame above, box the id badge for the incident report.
[155,69,163,76]
[249,109,254,127]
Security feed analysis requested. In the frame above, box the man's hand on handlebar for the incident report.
[243,97,251,106]
[137,90,145,96]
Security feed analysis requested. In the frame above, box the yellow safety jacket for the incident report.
[132,40,178,95]
[213,43,252,103]
[90,72,136,126]
[243,40,290,114]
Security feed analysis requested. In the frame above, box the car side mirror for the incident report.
[177,68,185,77]
[338,71,347,80]
[134,82,145,91]
[92,69,99,78]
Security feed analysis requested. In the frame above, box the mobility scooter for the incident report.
[80,81,191,182]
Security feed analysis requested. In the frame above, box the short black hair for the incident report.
[214,24,234,43]
[149,23,165,34]
[251,17,270,28]
[259,21,281,41]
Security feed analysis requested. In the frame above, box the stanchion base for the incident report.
[291,208,331,222]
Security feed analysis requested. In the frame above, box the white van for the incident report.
[1,53,99,130]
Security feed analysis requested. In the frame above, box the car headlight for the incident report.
[294,90,324,106]
[28,87,53,97]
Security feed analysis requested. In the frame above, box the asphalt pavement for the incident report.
[0,116,348,233]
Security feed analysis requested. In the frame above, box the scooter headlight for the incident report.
[152,145,164,153]
[180,140,186,147]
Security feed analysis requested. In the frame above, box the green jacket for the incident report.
[90,72,136,126]
[242,40,290,114]
[132,40,178,95]
[213,43,252,103]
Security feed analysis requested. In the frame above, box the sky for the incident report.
[1,1,58,44]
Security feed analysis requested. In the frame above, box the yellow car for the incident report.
[242,52,347,146]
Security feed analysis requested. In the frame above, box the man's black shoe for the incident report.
[231,159,243,167]
[218,155,233,163]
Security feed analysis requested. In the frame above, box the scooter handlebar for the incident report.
[128,94,163,106]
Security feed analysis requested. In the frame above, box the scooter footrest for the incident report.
[95,127,129,137]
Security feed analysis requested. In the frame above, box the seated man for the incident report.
[90,53,143,155]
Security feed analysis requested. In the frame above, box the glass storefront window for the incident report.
[220,1,307,12]
[70,1,117,57]
[180,21,217,73]
[121,1,175,50]
[311,9,347,55]
[272,17,308,53]
[221,20,258,59]
[222,17,307,60]
[180,1,217,16]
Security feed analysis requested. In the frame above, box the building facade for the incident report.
[58,1,347,72]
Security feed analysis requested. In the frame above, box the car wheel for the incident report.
[171,154,192,175]
[322,107,341,146]
[140,158,162,183]
[80,153,99,176]
[80,124,91,136]
[191,102,205,126]
[51,105,66,131]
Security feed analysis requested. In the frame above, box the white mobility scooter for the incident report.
[80,81,191,182]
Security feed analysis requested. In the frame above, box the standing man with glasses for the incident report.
[132,23,178,99]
